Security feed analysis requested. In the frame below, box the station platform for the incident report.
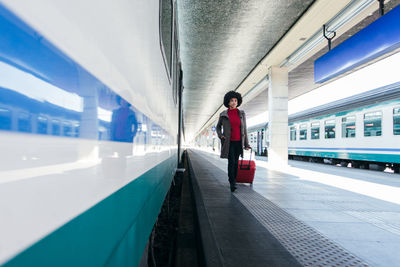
[187,149,400,267]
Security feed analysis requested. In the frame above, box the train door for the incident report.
[261,129,265,155]
[257,130,262,156]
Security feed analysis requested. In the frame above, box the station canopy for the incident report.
[177,0,400,141]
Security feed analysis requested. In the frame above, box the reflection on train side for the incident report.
[0,89,81,138]
[0,7,173,179]
[110,97,138,142]
[0,61,168,150]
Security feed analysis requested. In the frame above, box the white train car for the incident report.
[0,0,183,266]
[288,83,400,172]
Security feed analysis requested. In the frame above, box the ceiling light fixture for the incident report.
[242,75,269,101]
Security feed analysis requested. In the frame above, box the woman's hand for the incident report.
[220,135,225,139]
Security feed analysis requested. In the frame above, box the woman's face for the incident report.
[229,98,238,109]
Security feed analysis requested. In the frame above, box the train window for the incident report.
[311,122,320,140]
[342,116,356,138]
[18,112,31,133]
[299,124,307,140]
[0,108,12,130]
[63,121,72,137]
[52,119,61,136]
[159,0,173,77]
[324,119,335,139]
[74,122,80,137]
[37,115,48,134]
[172,40,179,105]
[394,107,400,135]
[290,126,297,141]
[364,111,382,137]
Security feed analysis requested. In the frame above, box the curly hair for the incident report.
[223,91,242,108]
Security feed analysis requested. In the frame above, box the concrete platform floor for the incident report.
[188,148,400,267]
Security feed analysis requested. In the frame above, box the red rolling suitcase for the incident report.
[236,148,256,184]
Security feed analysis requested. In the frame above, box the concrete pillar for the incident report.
[268,66,288,167]
[77,69,99,160]
[78,70,99,140]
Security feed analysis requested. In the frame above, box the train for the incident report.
[248,122,268,156]
[288,82,400,173]
[0,1,182,266]
[247,82,400,173]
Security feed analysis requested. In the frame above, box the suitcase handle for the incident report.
[239,147,252,170]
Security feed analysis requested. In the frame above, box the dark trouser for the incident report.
[228,140,243,185]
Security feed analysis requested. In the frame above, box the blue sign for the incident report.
[314,5,400,83]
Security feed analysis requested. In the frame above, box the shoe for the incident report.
[230,184,236,192]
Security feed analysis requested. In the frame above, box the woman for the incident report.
[216,91,250,192]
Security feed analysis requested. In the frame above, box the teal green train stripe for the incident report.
[3,154,176,267]
[105,172,173,266]
[289,150,400,163]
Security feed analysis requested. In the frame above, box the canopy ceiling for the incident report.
[177,0,315,141]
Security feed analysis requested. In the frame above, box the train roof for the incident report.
[248,122,268,132]
[289,81,400,123]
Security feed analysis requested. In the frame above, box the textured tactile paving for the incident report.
[188,151,302,266]
[234,190,369,266]
[191,150,371,267]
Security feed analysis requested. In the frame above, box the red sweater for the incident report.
[228,108,241,141]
